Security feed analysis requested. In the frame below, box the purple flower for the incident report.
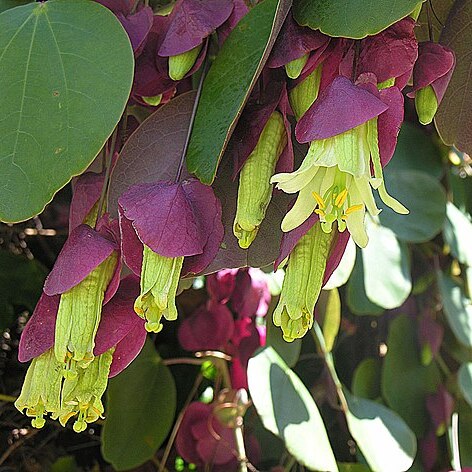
[230,268,271,318]
[426,384,454,436]
[206,269,238,303]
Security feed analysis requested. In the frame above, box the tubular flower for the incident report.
[271,76,408,248]
[119,179,223,333]
[14,349,63,429]
[234,110,287,248]
[134,247,183,333]
[59,349,114,433]
[274,223,334,342]
[43,223,121,376]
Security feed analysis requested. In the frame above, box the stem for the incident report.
[436,352,452,377]
[284,455,297,471]
[311,322,348,413]
[96,125,119,224]
[174,57,209,182]
[162,357,205,366]
[158,374,204,472]
[234,423,248,472]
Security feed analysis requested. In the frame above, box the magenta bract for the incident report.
[268,12,330,69]
[295,76,388,142]
[43,224,117,296]
[178,300,235,352]
[119,179,223,275]
[69,172,104,232]
[158,0,234,56]
[18,293,60,363]
[230,269,271,318]
[408,41,456,103]
[206,269,238,303]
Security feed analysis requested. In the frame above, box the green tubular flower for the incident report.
[15,349,63,428]
[273,224,334,342]
[168,44,202,81]
[54,252,118,375]
[289,64,322,120]
[59,349,113,433]
[233,111,287,249]
[285,53,309,80]
[271,118,408,248]
[134,245,183,333]
[415,84,438,125]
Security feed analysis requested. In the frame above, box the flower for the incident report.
[271,76,408,248]
[119,179,223,333]
[273,222,335,342]
[42,222,121,375]
[407,41,455,125]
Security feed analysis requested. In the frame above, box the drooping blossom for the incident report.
[407,41,455,124]
[119,179,223,333]
[272,76,408,248]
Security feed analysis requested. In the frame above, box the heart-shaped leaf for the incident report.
[186,0,292,184]
[0,0,134,222]
[344,390,417,472]
[292,0,423,39]
[102,341,176,471]
[248,347,338,471]
[438,271,472,347]
[378,170,447,243]
[352,358,381,400]
[444,202,472,267]
[436,0,472,157]
[458,362,472,408]
[361,220,412,309]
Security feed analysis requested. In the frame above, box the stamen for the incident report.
[334,189,348,207]
[312,191,325,209]
[345,204,364,215]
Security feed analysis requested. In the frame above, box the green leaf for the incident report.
[0,0,31,13]
[378,170,447,243]
[50,456,77,472]
[248,347,338,472]
[436,0,472,157]
[458,400,472,466]
[444,202,472,267]
[361,220,412,309]
[438,271,472,347]
[292,0,423,39]
[347,248,384,316]
[186,0,291,184]
[323,237,356,290]
[318,288,341,352]
[458,362,472,408]
[381,315,440,436]
[385,123,444,179]
[338,464,371,472]
[0,250,47,329]
[352,358,381,400]
[102,341,176,471]
[108,92,290,273]
[344,390,417,472]
[266,310,301,367]
[0,0,134,222]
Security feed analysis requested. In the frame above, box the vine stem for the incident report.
[158,374,204,472]
[311,322,348,413]
[0,394,16,403]
[175,57,210,182]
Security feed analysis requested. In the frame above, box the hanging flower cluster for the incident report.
[14,0,456,435]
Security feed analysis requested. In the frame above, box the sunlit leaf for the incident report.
[248,347,338,471]
[323,237,356,290]
[458,362,472,408]
[444,202,472,267]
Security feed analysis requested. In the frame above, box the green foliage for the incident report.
[381,315,440,436]
[352,358,382,400]
[0,0,133,222]
[186,0,291,184]
[248,347,338,471]
[0,250,46,329]
[293,0,423,38]
[102,342,177,471]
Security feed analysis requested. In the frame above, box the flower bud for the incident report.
[233,111,287,248]
[15,349,63,429]
[415,84,438,125]
[285,53,309,79]
[54,252,118,374]
[289,64,322,120]
[134,245,183,333]
[59,349,113,432]
[273,223,334,342]
[168,44,202,81]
